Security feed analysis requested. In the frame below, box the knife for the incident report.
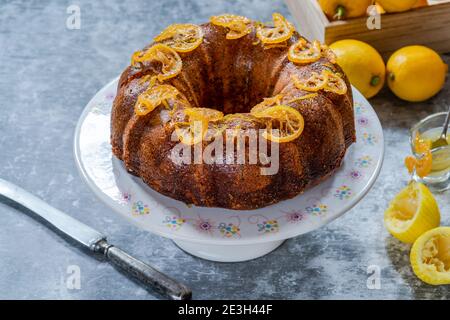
[0,178,192,300]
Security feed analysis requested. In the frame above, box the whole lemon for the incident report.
[318,0,372,20]
[330,39,385,99]
[413,0,429,8]
[387,46,448,102]
[377,0,419,12]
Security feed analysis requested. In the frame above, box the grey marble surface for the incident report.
[0,0,449,300]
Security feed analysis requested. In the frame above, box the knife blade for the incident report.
[0,178,105,249]
[0,178,192,300]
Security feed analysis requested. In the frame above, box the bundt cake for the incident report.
[111,13,356,210]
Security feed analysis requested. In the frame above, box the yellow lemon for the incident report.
[387,46,447,102]
[374,2,386,14]
[318,0,373,20]
[413,0,429,8]
[330,39,385,99]
[377,0,419,12]
[410,227,450,285]
[384,181,440,244]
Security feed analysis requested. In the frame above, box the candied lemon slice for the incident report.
[288,39,322,64]
[292,72,328,92]
[154,23,203,53]
[256,13,294,45]
[320,44,337,64]
[210,14,252,40]
[252,105,304,143]
[323,70,348,95]
[384,181,440,244]
[174,107,224,145]
[250,94,284,114]
[131,44,182,82]
[134,84,180,116]
[411,227,450,285]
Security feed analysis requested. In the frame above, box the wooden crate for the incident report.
[285,0,450,57]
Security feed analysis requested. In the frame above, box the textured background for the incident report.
[0,0,449,299]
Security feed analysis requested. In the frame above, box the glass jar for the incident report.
[410,112,450,192]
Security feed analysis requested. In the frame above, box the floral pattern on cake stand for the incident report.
[74,78,384,262]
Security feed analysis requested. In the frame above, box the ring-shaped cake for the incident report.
[111,13,356,210]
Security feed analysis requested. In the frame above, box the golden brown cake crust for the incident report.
[111,20,356,210]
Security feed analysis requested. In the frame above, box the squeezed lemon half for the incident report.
[410,227,450,285]
[384,181,440,244]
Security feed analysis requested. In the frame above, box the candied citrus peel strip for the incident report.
[154,24,204,53]
[256,13,294,45]
[174,107,224,145]
[134,84,181,116]
[252,105,304,143]
[288,39,322,64]
[210,14,253,40]
[131,44,182,82]
[292,72,328,92]
[287,93,318,104]
[250,94,284,114]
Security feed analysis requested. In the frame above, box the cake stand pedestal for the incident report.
[173,239,285,262]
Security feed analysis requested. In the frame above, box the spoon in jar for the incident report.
[431,105,450,149]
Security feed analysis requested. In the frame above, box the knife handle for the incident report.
[95,240,192,300]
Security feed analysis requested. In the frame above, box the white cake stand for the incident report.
[74,78,384,262]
